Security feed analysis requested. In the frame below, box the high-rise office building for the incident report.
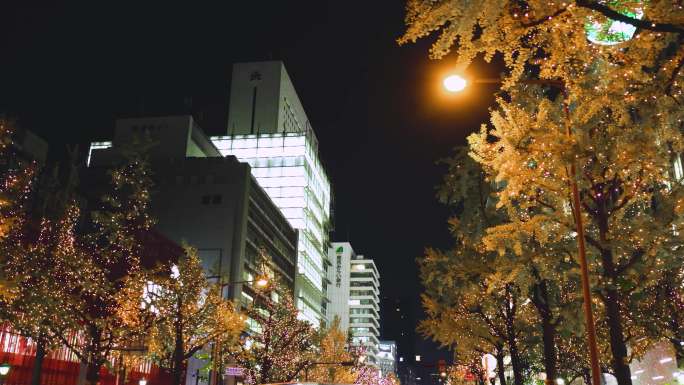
[327,242,381,365]
[211,61,331,327]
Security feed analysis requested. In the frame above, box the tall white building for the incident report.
[212,61,332,327]
[327,242,381,365]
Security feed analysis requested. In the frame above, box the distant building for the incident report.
[2,125,48,167]
[327,242,381,366]
[212,60,332,328]
[88,115,298,305]
[378,341,397,377]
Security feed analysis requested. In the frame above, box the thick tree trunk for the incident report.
[86,360,101,385]
[31,337,46,385]
[532,278,558,385]
[496,350,507,385]
[599,247,632,385]
[173,340,185,385]
[504,287,524,385]
[541,313,558,385]
[507,336,525,385]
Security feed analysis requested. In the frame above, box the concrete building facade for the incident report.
[327,242,381,366]
[88,115,298,305]
[212,61,331,327]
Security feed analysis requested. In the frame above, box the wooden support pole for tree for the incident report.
[561,87,602,385]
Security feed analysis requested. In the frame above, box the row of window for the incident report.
[350,290,376,297]
[350,317,377,324]
[350,308,375,315]
[201,194,223,205]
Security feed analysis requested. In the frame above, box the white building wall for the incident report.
[328,242,381,366]
[216,60,331,328]
[327,243,353,331]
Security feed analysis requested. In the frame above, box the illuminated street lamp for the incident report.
[139,378,147,385]
[0,363,10,385]
[440,73,601,385]
[443,75,467,92]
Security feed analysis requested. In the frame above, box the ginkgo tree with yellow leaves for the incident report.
[402,2,684,385]
[144,246,244,385]
[306,317,358,384]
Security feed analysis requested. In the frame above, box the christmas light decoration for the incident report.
[223,285,316,385]
[401,1,684,384]
[144,246,244,385]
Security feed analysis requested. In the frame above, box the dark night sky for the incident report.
[1,1,498,367]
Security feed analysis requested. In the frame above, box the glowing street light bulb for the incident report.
[443,75,467,92]
[0,363,10,376]
[255,278,268,287]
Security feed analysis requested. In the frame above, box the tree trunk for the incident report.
[31,337,46,385]
[541,313,558,385]
[173,339,185,385]
[77,359,88,385]
[507,335,524,385]
[496,350,507,385]
[532,278,558,385]
[504,287,524,385]
[173,298,186,385]
[599,247,632,385]
[86,360,101,385]
[672,338,684,369]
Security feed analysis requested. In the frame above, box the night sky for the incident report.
[2,1,499,369]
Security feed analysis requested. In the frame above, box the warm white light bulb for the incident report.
[443,75,467,92]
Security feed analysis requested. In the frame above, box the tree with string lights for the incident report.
[0,121,85,385]
[305,316,358,384]
[418,150,533,385]
[401,2,684,385]
[639,263,684,368]
[144,246,244,385]
[0,118,37,298]
[223,286,316,385]
[44,148,157,385]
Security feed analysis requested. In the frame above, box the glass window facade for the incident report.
[211,131,331,327]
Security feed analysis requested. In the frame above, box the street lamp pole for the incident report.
[444,76,601,385]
